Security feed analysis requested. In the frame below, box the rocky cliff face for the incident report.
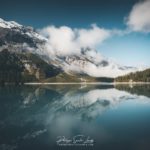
[0,18,46,54]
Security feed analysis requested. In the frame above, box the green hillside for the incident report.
[19,52,61,79]
[44,73,114,83]
[0,49,61,85]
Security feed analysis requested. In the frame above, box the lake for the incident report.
[0,84,150,150]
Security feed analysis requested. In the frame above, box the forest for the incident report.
[0,49,24,85]
[115,69,150,82]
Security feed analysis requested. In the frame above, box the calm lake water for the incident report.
[0,84,150,150]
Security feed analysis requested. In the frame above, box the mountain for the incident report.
[0,18,143,83]
[0,18,62,84]
[0,18,46,54]
[50,48,138,78]
[0,49,61,85]
[115,68,150,82]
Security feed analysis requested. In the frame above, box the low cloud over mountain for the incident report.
[39,25,141,77]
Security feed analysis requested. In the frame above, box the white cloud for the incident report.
[39,25,141,77]
[76,24,110,48]
[126,0,150,32]
[40,24,111,56]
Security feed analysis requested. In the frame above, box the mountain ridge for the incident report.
[0,18,146,84]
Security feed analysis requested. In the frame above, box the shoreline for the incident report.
[1,82,150,86]
[24,82,106,85]
[114,82,150,85]
[24,82,150,85]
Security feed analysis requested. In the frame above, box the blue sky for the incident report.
[0,0,149,67]
[0,0,137,28]
[99,32,150,67]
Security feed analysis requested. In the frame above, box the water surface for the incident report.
[0,84,150,150]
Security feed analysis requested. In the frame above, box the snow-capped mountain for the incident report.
[0,18,46,54]
[0,18,142,78]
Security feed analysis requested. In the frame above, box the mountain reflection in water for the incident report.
[0,84,150,150]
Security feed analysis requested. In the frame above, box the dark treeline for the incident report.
[115,69,150,82]
[0,49,24,85]
[96,77,114,82]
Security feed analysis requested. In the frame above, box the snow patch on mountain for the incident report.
[0,18,46,43]
[0,18,22,29]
